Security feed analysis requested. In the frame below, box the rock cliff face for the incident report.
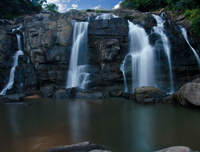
[0,9,199,95]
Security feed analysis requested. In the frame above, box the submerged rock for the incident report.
[130,86,166,103]
[174,78,200,106]
[155,146,195,152]
[47,141,106,152]
[76,92,104,99]
[0,94,24,102]
[53,89,69,99]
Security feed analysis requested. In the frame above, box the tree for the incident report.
[44,3,59,13]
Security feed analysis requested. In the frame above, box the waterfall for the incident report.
[66,22,90,89]
[120,21,155,93]
[0,30,24,95]
[152,14,174,93]
[180,26,200,68]
[95,13,118,20]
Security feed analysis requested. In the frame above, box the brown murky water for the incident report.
[0,98,200,152]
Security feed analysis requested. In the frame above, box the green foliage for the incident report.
[44,3,59,13]
[44,44,50,48]
[0,0,45,19]
[191,15,200,37]
[184,9,199,19]
[3,12,13,20]
[120,0,199,12]
[94,9,110,14]
[120,0,167,12]
[185,9,200,37]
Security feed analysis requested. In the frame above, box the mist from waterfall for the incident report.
[66,22,90,89]
[0,29,24,95]
[180,26,200,68]
[152,14,174,93]
[120,21,155,93]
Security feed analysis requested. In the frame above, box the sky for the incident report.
[46,0,122,12]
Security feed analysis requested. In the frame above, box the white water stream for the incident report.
[0,28,24,95]
[180,27,200,68]
[152,14,174,93]
[66,22,90,89]
[120,21,155,92]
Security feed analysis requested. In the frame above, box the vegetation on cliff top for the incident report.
[0,0,58,20]
[120,0,200,36]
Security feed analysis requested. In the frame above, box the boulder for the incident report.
[53,89,69,99]
[174,78,200,106]
[122,92,132,99]
[39,86,55,98]
[66,87,77,98]
[130,86,166,103]
[109,90,123,97]
[155,146,195,152]
[162,95,175,103]
[76,92,104,99]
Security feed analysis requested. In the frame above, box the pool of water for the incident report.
[0,98,200,152]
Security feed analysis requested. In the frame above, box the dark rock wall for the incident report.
[0,9,200,95]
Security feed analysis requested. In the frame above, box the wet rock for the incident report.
[4,102,29,106]
[109,90,123,97]
[130,86,167,103]
[174,78,200,106]
[89,18,128,36]
[53,89,69,99]
[122,92,131,99]
[0,94,24,102]
[155,146,195,152]
[76,92,104,99]
[47,141,106,152]
[162,95,175,103]
[66,87,77,98]
[39,86,55,98]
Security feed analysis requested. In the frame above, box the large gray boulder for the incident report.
[174,78,200,106]
[130,86,166,103]
[155,146,195,152]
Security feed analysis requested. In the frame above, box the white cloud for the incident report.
[113,1,122,9]
[72,4,78,9]
[47,0,61,3]
[92,5,101,10]
[58,4,67,12]
[67,0,70,2]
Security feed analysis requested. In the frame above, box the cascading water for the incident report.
[152,14,174,93]
[95,13,118,20]
[120,21,155,92]
[66,22,90,89]
[0,28,24,95]
[180,26,200,68]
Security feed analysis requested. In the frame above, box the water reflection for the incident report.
[67,99,90,142]
[0,99,200,152]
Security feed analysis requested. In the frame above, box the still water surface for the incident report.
[0,98,200,152]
